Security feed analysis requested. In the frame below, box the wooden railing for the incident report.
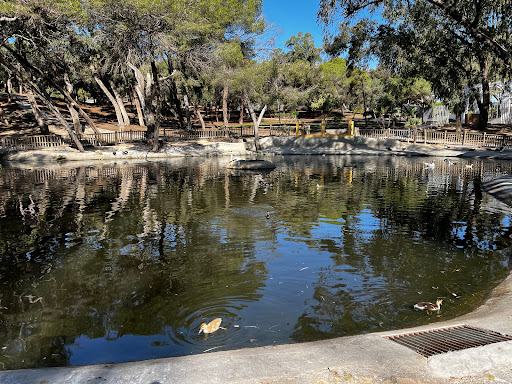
[1,135,67,151]
[14,125,512,152]
[357,128,512,149]
[78,131,147,146]
[0,125,299,151]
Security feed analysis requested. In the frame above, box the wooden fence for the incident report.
[0,124,299,151]
[357,128,512,149]
[78,131,147,146]
[1,135,67,151]
[8,125,510,152]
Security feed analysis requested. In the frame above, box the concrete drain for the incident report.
[385,325,512,358]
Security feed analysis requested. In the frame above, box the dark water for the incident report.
[0,155,511,370]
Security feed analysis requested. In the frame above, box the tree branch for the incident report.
[426,0,512,68]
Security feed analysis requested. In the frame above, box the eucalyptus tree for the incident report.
[319,0,512,130]
[318,0,512,69]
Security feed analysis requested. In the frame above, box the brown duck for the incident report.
[198,318,226,334]
[414,299,443,312]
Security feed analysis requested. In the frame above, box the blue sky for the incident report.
[262,1,325,51]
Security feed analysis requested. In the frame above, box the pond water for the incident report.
[0,155,511,370]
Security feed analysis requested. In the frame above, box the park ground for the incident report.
[3,92,512,141]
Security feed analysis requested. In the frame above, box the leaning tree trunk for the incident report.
[2,43,100,135]
[64,74,82,134]
[110,80,131,127]
[0,51,84,151]
[26,91,50,134]
[92,72,125,131]
[132,87,145,127]
[194,104,206,129]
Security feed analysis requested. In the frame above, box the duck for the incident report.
[424,162,435,169]
[414,299,443,313]
[265,211,271,219]
[198,318,226,334]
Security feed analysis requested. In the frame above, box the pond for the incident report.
[0,155,511,370]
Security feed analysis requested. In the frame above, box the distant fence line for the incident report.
[0,124,296,151]
[357,127,512,148]
[3,125,512,151]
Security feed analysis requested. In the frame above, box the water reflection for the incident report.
[0,156,511,369]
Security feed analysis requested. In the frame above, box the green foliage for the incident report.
[285,32,322,64]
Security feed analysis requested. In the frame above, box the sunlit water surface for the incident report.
[0,155,511,369]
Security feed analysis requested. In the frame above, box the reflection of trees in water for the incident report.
[280,158,512,342]
[0,161,269,369]
[0,156,512,368]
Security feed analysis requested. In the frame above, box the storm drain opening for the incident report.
[385,325,512,358]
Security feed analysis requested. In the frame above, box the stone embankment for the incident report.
[4,136,512,164]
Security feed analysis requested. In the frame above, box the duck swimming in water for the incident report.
[198,318,226,334]
[414,299,443,313]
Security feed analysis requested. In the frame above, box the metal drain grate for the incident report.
[386,325,512,358]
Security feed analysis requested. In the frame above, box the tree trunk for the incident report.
[239,97,244,125]
[92,73,125,131]
[223,84,229,127]
[132,86,145,127]
[456,115,462,132]
[194,104,206,129]
[149,61,162,151]
[166,60,185,130]
[243,91,266,151]
[26,91,50,134]
[129,60,162,151]
[476,57,490,131]
[6,76,12,94]
[110,80,131,127]
[183,93,192,131]
[64,74,82,134]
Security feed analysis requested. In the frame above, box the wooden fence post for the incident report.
[482,132,486,147]
[413,126,417,144]
[443,130,447,145]
[463,130,467,145]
